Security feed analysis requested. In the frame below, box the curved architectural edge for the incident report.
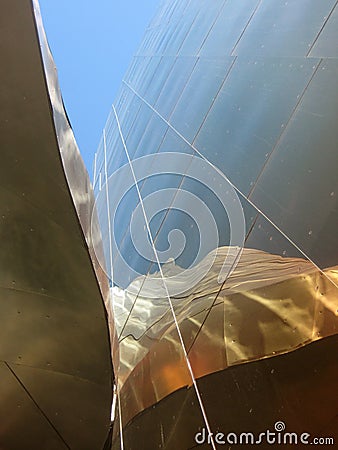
[0,0,115,448]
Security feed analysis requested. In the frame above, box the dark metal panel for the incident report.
[10,363,111,450]
[0,186,97,306]
[0,0,113,447]
[0,286,110,383]
[0,362,67,449]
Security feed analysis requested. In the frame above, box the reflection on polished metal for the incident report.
[0,0,113,449]
[115,248,337,382]
[115,249,337,426]
[92,0,338,448]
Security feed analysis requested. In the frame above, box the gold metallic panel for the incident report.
[112,335,338,449]
[112,247,337,426]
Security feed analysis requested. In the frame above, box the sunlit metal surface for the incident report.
[118,334,338,449]
[91,0,338,448]
[0,0,113,448]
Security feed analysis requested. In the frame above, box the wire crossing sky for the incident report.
[39,0,159,176]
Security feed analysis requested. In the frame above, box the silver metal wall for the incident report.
[93,0,338,448]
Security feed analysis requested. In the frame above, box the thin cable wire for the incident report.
[111,105,217,450]
[104,129,124,449]
[123,80,338,290]
[103,130,114,287]
[117,387,125,450]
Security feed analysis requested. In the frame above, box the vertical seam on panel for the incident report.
[93,152,97,186]
[103,129,114,287]
[117,390,124,450]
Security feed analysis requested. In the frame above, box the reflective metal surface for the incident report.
[118,334,338,449]
[0,0,113,448]
[92,0,338,448]
[113,246,337,422]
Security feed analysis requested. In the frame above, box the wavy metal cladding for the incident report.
[92,0,338,448]
[0,0,113,449]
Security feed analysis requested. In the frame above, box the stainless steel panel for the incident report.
[199,0,261,57]
[142,57,176,105]
[118,95,143,141]
[194,57,319,194]
[249,59,338,268]
[93,0,338,446]
[178,0,225,57]
[154,56,197,119]
[170,56,235,142]
[106,132,129,174]
[158,5,200,57]
[125,103,153,156]
[124,56,162,98]
[233,0,337,57]
[132,111,168,157]
[114,230,155,289]
[309,4,338,58]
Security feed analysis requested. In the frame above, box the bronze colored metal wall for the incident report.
[0,1,113,448]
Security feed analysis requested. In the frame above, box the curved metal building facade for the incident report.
[92,0,338,449]
[0,1,113,448]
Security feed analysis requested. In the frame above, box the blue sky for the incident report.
[39,0,159,177]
